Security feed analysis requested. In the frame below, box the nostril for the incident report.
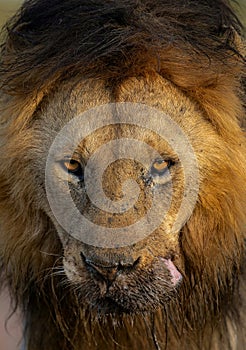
[118,256,141,271]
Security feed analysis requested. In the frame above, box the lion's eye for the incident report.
[62,159,84,179]
[151,159,170,176]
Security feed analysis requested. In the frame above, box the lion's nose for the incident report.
[81,253,140,283]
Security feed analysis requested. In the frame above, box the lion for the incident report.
[0,0,245,349]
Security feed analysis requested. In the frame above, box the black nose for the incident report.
[81,253,140,283]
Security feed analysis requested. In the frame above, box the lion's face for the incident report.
[20,73,233,314]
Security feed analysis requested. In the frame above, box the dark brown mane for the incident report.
[0,0,245,136]
[0,0,244,92]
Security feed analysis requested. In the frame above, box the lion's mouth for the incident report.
[96,258,182,315]
[66,253,183,314]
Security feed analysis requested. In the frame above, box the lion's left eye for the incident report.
[62,159,84,179]
[151,159,170,176]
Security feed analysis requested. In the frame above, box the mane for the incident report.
[0,1,245,349]
[0,0,244,136]
[0,0,243,83]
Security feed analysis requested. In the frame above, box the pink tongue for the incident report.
[162,258,182,286]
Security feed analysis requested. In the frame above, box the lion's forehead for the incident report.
[40,73,214,145]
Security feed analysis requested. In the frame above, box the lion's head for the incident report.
[0,1,245,349]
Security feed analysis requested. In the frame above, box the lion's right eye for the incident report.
[62,159,84,179]
[150,158,174,177]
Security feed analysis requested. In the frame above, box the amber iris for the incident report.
[151,159,169,175]
[62,159,84,180]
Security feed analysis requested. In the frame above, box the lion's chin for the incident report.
[91,297,131,316]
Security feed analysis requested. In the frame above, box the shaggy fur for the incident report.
[0,1,245,349]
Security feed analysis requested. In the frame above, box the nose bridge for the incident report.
[92,157,149,230]
[92,133,147,201]
[82,124,154,215]
[102,158,138,200]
